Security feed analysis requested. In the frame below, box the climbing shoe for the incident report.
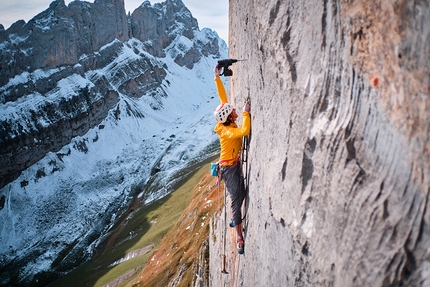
[237,238,244,255]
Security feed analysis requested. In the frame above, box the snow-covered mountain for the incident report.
[0,0,227,285]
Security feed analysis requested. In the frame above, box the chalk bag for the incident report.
[210,163,219,176]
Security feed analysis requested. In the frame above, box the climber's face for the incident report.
[230,108,238,122]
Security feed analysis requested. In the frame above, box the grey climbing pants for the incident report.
[221,161,246,226]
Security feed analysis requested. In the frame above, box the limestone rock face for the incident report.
[210,0,430,286]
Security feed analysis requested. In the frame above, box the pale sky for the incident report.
[0,0,229,43]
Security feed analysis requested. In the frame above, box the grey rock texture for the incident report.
[0,82,119,189]
[0,0,129,86]
[131,0,198,57]
[193,238,210,287]
[210,0,430,286]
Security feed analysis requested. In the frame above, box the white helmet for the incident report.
[214,103,234,123]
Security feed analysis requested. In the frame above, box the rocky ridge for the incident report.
[0,0,222,189]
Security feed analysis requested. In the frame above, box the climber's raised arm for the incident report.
[214,64,228,104]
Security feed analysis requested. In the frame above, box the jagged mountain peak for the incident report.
[0,0,129,85]
[130,0,199,58]
[0,0,214,87]
[48,0,67,10]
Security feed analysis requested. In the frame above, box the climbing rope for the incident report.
[218,174,223,277]
[231,97,251,287]
[241,96,251,224]
[233,95,251,286]
[222,185,228,274]
[217,167,230,280]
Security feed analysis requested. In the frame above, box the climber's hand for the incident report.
[214,64,221,77]
[243,102,250,113]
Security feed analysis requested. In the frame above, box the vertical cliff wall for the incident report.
[210,0,430,286]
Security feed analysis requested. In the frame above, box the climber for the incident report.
[213,63,251,255]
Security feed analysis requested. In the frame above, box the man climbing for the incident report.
[213,63,251,254]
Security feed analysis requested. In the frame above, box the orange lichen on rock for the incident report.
[372,76,379,87]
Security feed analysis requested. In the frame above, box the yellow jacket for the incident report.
[213,77,251,166]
